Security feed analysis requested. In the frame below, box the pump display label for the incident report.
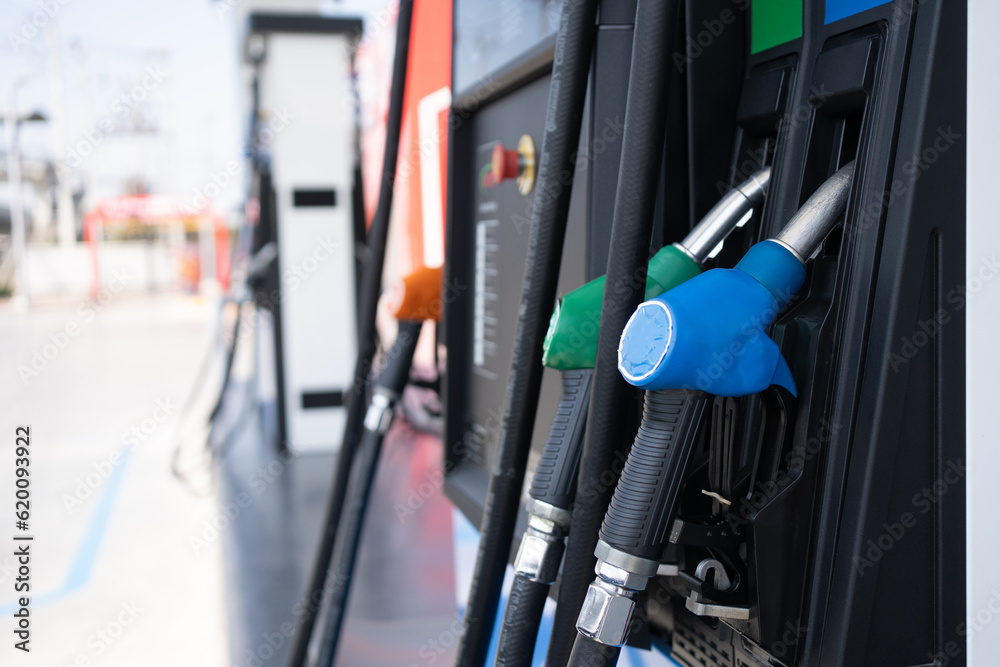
[751,0,803,54]
[825,0,892,24]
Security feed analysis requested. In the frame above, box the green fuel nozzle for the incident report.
[541,168,771,370]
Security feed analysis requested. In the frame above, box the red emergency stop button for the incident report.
[492,144,521,182]
[488,134,536,195]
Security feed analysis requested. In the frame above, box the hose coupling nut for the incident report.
[576,577,637,647]
[576,544,661,646]
[363,389,396,434]
[525,498,572,528]
[514,513,567,584]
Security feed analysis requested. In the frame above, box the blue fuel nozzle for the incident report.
[617,162,855,397]
[617,240,804,396]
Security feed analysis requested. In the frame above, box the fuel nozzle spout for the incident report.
[676,165,770,265]
[617,161,855,397]
[542,168,771,370]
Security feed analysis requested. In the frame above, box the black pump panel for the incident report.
[664,4,966,667]
[440,3,966,666]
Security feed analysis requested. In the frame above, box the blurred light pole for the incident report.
[5,75,47,310]
[47,23,76,248]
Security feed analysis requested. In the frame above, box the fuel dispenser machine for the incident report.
[442,1,966,666]
[242,13,364,454]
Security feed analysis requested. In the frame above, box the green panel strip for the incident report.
[751,0,803,54]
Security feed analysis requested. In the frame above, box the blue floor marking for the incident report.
[0,447,132,614]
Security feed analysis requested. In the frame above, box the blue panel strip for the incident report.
[825,0,892,24]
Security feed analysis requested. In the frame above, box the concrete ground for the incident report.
[0,292,227,666]
[0,290,679,667]
[213,304,461,667]
[0,289,462,667]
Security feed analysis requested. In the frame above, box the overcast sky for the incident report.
[0,0,388,215]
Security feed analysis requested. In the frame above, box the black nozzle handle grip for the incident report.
[599,389,710,561]
[528,369,594,511]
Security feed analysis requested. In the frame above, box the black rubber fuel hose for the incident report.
[494,370,592,666]
[314,320,423,667]
[568,637,621,667]
[285,3,414,665]
[495,576,550,667]
[547,0,681,664]
[453,1,602,665]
